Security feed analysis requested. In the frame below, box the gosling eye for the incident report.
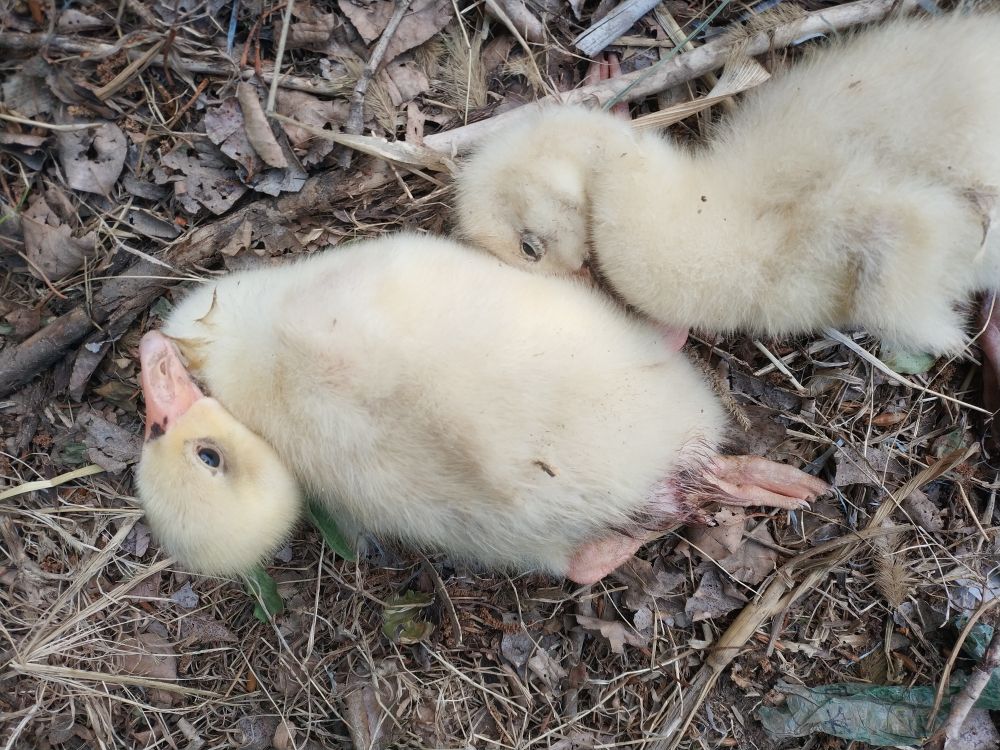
[196,445,222,470]
[520,233,545,262]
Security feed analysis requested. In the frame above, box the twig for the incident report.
[0,113,104,131]
[423,0,917,155]
[265,0,295,112]
[925,618,1000,749]
[340,0,413,168]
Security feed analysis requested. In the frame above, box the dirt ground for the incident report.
[1,0,998,747]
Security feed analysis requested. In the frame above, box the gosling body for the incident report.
[455,13,1000,354]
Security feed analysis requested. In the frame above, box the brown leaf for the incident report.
[237,83,288,169]
[719,524,779,585]
[342,679,395,750]
[78,409,141,473]
[275,90,348,166]
[56,122,126,195]
[159,144,248,215]
[834,444,905,487]
[901,488,944,532]
[119,633,177,681]
[612,557,686,612]
[384,56,430,105]
[527,648,567,689]
[685,507,746,562]
[234,716,278,750]
[205,96,262,176]
[20,194,96,280]
[178,614,238,645]
[1,59,55,117]
[575,614,648,654]
[118,632,178,705]
[338,0,453,63]
[685,569,747,622]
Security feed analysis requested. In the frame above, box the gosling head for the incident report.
[454,108,605,277]
[134,330,302,576]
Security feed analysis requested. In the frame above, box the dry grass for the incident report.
[1,0,998,748]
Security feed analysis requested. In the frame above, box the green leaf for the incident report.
[306,500,356,561]
[879,344,936,375]
[243,566,284,622]
[381,590,435,645]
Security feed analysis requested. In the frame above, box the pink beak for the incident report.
[139,331,205,441]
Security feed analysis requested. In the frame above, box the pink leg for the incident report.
[583,53,630,119]
[705,455,829,511]
[566,534,645,585]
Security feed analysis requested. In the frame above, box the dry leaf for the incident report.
[685,569,747,622]
[501,630,533,671]
[21,193,96,280]
[78,409,141,473]
[720,523,779,585]
[288,13,337,46]
[686,507,746,561]
[338,0,453,63]
[835,444,906,487]
[122,522,151,557]
[384,56,430,105]
[205,96,263,176]
[118,632,178,705]
[342,678,395,750]
[276,90,348,165]
[171,581,199,609]
[901,488,944,532]
[158,144,248,215]
[612,557,686,612]
[527,648,567,689]
[1,58,55,116]
[237,83,288,169]
[575,614,648,654]
[234,716,278,750]
[179,614,239,645]
[57,122,126,195]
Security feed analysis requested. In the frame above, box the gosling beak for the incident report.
[139,331,205,441]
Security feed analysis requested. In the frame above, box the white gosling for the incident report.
[454,12,1000,355]
[135,234,827,584]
